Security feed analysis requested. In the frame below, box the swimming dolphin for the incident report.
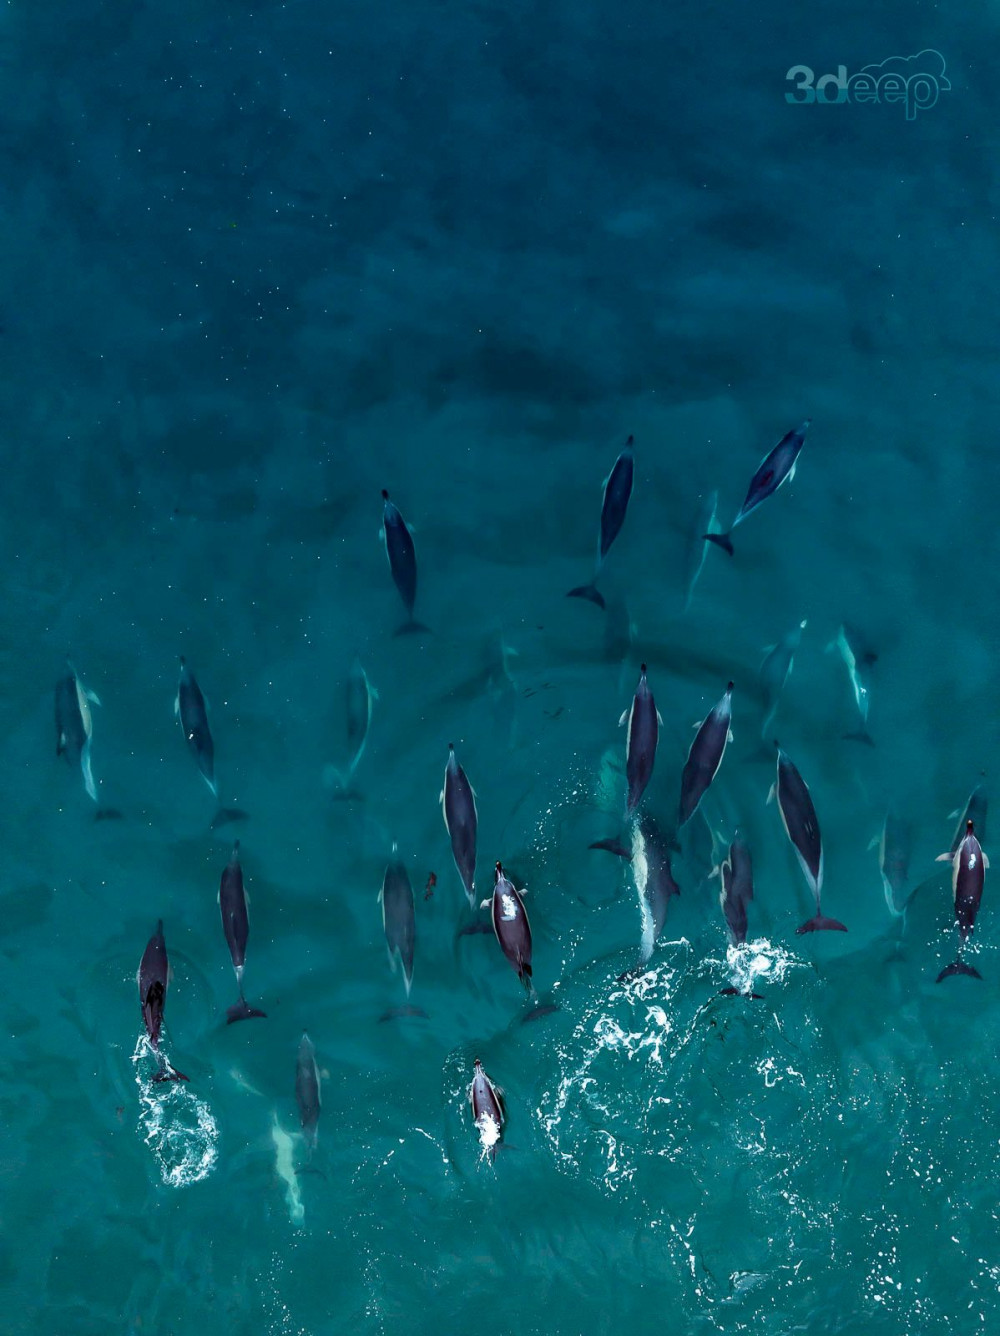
[678,683,734,828]
[769,744,847,933]
[55,661,100,803]
[937,820,988,982]
[379,857,416,995]
[567,436,634,609]
[719,832,754,947]
[137,920,188,1082]
[631,814,681,962]
[295,1032,322,1151]
[683,489,718,611]
[219,842,266,1023]
[483,861,532,989]
[326,656,377,795]
[469,1058,505,1162]
[175,659,245,826]
[706,420,810,555]
[826,624,876,744]
[441,743,478,907]
[873,810,912,920]
[759,621,806,740]
[621,664,661,816]
[381,489,428,634]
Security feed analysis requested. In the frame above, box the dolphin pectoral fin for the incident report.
[934,853,952,863]
[211,807,248,830]
[85,688,101,706]
[174,693,180,717]
[618,710,628,727]
[985,853,991,870]
[766,783,776,805]
[588,838,632,860]
[566,584,605,609]
[704,532,734,556]
[394,620,431,637]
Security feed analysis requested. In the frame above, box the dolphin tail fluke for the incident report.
[936,958,983,983]
[378,1004,430,1022]
[152,1060,189,1083]
[226,998,267,1024]
[212,806,249,830]
[843,729,876,748]
[796,914,849,934]
[719,987,764,1000]
[704,532,734,556]
[393,620,431,637]
[95,806,125,821]
[588,837,632,860]
[566,584,606,609]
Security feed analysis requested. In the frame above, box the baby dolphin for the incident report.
[706,419,810,556]
[621,664,662,816]
[326,656,377,795]
[874,810,912,920]
[937,820,988,982]
[295,1032,322,1151]
[137,920,188,1082]
[469,1058,505,1162]
[381,489,428,635]
[683,490,719,612]
[769,745,847,933]
[483,862,532,989]
[441,743,478,906]
[55,661,100,803]
[379,857,416,995]
[719,832,754,947]
[567,435,634,609]
[678,683,734,828]
[826,624,876,744]
[759,621,806,741]
[219,842,266,1024]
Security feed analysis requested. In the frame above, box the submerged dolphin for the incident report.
[759,621,806,741]
[683,489,719,612]
[678,683,734,828]
[219,842,266,1023]
[469,1058,505,1162]
[483,861,533,989]
[55,661,100,803]
[379,857,416,995]
[621,664,661,816]
[137,920,188,1082]
[826,624,876,744]
[719,832,754,947]
[631,814,680,963]
[874,810,912,920]
[441,743,478,906]
[326,656,377,795]
[567,436,634,609]
[769,745,847,934]
[295,1032,322,1151]
[175,657,216,797]
[381,489,428,634]
[937,820,988,982]
[706,420,810,555]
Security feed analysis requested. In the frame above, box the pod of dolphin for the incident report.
[56,419,989,1169]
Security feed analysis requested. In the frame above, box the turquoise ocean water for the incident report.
[0,3,996,1333]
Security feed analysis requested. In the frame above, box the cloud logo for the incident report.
[859,49,951,91]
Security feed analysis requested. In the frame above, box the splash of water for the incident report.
[131,1036,219,1188]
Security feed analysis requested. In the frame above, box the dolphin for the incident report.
[631,814,680,962]
[137,920,188,1082]
[441,743,478,907]
[719,832,754,947]
[326,656,377,796]
[678,683,734,828]
[873,810,912,920]
[175,658,246,826]
[683,489,718,611]
[826,624,876,744]
[469,1058,505,1162]
[219,842,266,1023]
[769,744,847,933]
[381,489,428,634]
[937,820,988,982]
[567,435,634,609]
[706,420,810,555]
[939,782,988,860]
[483,861,533,989]
[759,621,806,740]
[379,857,416,995]
[295,1032,322,1151]
[621,664,661,816]
[55,660,100,803]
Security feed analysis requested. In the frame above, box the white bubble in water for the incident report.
[131,1036,219,1187]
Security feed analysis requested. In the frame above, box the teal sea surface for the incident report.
[0,3,995,1333]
